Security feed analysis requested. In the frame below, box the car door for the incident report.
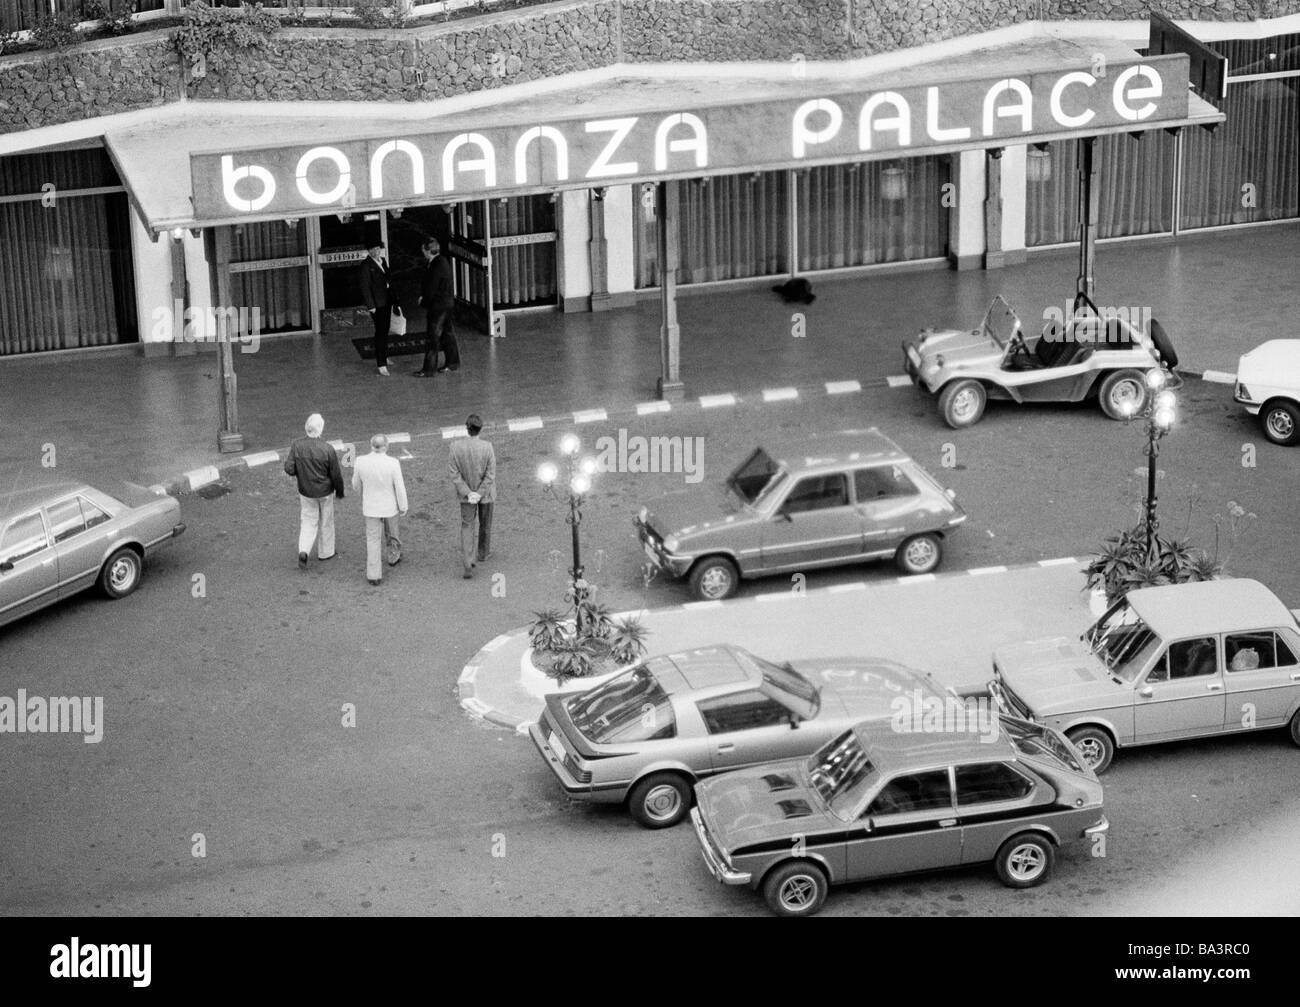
[844,769,961,881]
[0,510,58,625]
[852,465,923,556]
[1222,629,1300,730]
[1132,636,1226,743]
[46,495,108,598]
[697,689,816,772]
[954,761,1055,864]
[759,472,861,571]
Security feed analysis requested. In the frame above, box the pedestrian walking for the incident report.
[414,237,460,377]
[360,242,396,376]
[352,434,408,585]
[449,413,495,579]
[283,413,345,568]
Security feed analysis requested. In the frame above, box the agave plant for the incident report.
[548,638,595,683]
[527,609,568,653]
[608,616,650,666]
[1086,520,1223,605]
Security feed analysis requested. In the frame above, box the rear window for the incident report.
[1001,717,1084,774]
[565,663,676,744]
[955,762,1034,805]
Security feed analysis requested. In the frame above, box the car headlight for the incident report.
[663,535,680,552]
[638,506,648,523]
[1235,382,1251,401]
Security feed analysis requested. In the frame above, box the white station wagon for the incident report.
[1234,339,1300,446]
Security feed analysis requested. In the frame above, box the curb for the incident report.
[456,555,1085,733]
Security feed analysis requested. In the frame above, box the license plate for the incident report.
[548,730,568,763]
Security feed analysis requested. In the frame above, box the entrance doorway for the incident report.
[315,211,383,333]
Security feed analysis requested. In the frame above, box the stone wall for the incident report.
[2,0,1299,135]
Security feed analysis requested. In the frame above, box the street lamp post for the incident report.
[1121,369,1178,554]
[537,434,598,634]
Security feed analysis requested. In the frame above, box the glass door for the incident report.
[315,211,384,333]
[448,200,493,335]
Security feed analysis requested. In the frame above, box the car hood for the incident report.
[907,326,1004,371]
[694,760,837,851]
[791,657,950,721]
[994,637,1129,716]
[1237,340,1300,384]
[642,484,749,539]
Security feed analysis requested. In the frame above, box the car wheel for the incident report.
[762,861,829,918]
[937,379,986,428]
[994,833,1055,889]
[688,556,739,601]
[1098,369,1149,420]
[99,547,142,599]
[1261,401,1300,446]
[627,773,692,829]
[1288,709,1300,749]
[1066,725,1115,774]
[896,533,942,575]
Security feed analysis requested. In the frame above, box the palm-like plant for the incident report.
[608,616,650,666]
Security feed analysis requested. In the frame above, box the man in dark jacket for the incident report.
[359,243,394,376]
[284,412,345,568]
[414,237,460,377]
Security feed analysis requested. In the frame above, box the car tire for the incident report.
[688,556,739,601]
[762,860,829,918]
[1067,725,1115,774]
[1288,709,1300,749]
[627,773,692,829]
[937,379,986,428]
[1260,400,1300,447]
[895,533,942,575]
[1147,318,1179,370]
[1098,369,1149,420]
[99,547,142,600]
[994,833,1055,889]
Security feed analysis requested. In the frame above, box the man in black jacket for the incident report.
[284,413,345,568]
[414,237,461,377]
[359,243,394,376]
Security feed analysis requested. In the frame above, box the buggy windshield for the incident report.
[982,296,1021,351]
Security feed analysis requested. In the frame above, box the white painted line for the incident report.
[461,697,491,717]
[827,582,868,594]
[757,591,803,603]
[637,400,672,415]
[969,566,1009,576]
[441,426,466,440]
[457,664,481,684]
[185,466,221,490]
[762,387,799,402]
[699,393,738,409]
[242,450,280,468]
[480,634,511,653]
[1200,369,1237,384]
[682,600,725,610]
[886,375,913,388]
[385,432,411,444]
[897,574,937,584]
[826,380,862,394]
[573,408,608,424]
[507,417,544,432]
[1038,556,1079,567]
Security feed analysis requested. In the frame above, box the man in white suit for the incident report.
[351,434,408,585]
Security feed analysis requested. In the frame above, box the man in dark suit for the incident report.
[359,242,393,376]
[414,238,460,377]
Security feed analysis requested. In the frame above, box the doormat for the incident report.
[351,334,433,360]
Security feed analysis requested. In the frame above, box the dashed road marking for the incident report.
[827,582,868,593]
[637,401,672,415]
[185,466,221,490]
[1200,369,1237,384]
[442,426,466,439]
[385,432,411,444]
[970,566,1009,575]
[699,393,738,409]
[886,375,913,388]
[826,380,862,394]
[1038,557,1080,567]
[573,408,608,424]
[683,600,725,610]
[898,574,937,584]
[762,387,799,402]
[242,450,280,468]
[507,417,544,432]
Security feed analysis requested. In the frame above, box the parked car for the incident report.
[529,643,958,828]
[0,477,185,629]
[691,716,1106,917]
[989,579,1300,774]
[1234,339,1300,446]
[902,292,1178,428]
[634,429,966,601]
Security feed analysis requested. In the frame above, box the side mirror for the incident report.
[788,714,800,730]
[863,817,875,833]
[1138,685,1154,698]
[776,508,793,522]
[0,560,12,573]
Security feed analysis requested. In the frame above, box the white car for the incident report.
[1234,340,1300,446]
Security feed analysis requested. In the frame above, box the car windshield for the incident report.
[732,649,821,721]
[1001,716,1085,774]
[727,448,782,505]
[982,295,1020,351]
[1083,598,1161,681]
[807,730,876,819]
[564,660,675,744]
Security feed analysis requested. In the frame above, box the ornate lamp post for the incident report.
[537,433,598,633]
[1120,369,1177,553]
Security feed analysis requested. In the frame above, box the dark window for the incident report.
[565,666,677,744]
[1226,631,1299,672]
[697,690,792,734]
[80,497,112,531]
[45,498,88,544]
[955,763,1034,805]
[781,474,849,514]
[0,512,49,564]
[866,770,952,816]
[1149,637,1219,682]
[853,466,919,501]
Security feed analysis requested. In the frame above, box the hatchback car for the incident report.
[1234,339,1300,446]
[989,579,1300,773]
[0,478,185,629]
[634,429,965,601]
[691,717,1106,916]
[903,293,1177,428]
[529,643,957,828]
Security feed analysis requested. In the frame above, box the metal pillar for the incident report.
[1076,136,1097,300]
[982,148,1004,269]
[656,179,685,401]
[588,188,610,311]
[169,236,195,357]
[206,226,244,453]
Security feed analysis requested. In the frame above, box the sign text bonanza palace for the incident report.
[194,57,1190,219]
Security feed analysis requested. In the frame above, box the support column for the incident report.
[169,236,195,357]
[588,188,610,311]
[206,227,244,453]
[983,148,1004,269]
[1076,136,1097,300]
[656,179,685,401]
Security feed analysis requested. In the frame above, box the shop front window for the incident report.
[229,220,311,335]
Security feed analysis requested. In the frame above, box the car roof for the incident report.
[0,479,93,522]
[650,645,752,694]
[852,717,1016,772]
[764,429,910,472]
[1128,579,1294,637]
